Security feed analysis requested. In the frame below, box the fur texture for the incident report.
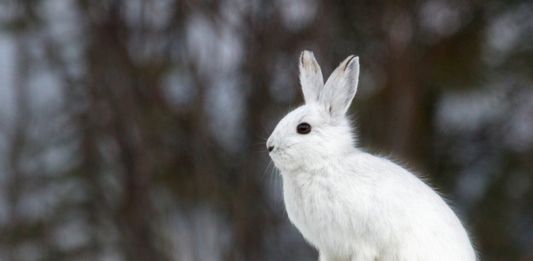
[266,51,476,261]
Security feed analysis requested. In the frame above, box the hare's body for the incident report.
[282,151,475,261]
[267,51,476,261]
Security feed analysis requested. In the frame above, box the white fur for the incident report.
[267,51,476,261]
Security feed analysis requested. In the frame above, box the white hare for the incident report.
[266,51,476,261]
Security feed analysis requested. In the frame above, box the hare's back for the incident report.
[348,153,476,260]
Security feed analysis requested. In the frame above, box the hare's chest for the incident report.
[282,175,347,247]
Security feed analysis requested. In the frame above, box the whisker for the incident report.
[255,134,268,141]
[260,122,271,136]
[261,160,274,180]
[275,168,281,210]
[249,141,267,147]
[285,141,305,148]
[270,162,276,198]
[282,176,287,216]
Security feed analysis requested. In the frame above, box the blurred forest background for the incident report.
[0,0,532,261]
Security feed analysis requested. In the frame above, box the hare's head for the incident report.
[266,51,360,172]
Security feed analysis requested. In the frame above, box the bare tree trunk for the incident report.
[5,35,31,261]
[79,2,166,260]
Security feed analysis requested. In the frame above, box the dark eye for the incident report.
[297,123,311,134]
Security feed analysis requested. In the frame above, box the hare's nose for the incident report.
[268,146,275,152]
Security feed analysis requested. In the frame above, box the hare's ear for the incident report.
[320,55,359,118]
[299,51,324,104]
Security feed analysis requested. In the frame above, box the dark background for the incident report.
[0,0,532,260]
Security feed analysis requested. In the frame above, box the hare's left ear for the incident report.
[320,55,359,118]
[299,51,324,104]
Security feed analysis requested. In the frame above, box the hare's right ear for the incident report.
[320,55,359,118]
[299,51,324,104]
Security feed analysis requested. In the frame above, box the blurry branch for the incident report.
[5,34,31,261]
[80,2,168,260]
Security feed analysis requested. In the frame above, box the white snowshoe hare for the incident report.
[266,51,477,261]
